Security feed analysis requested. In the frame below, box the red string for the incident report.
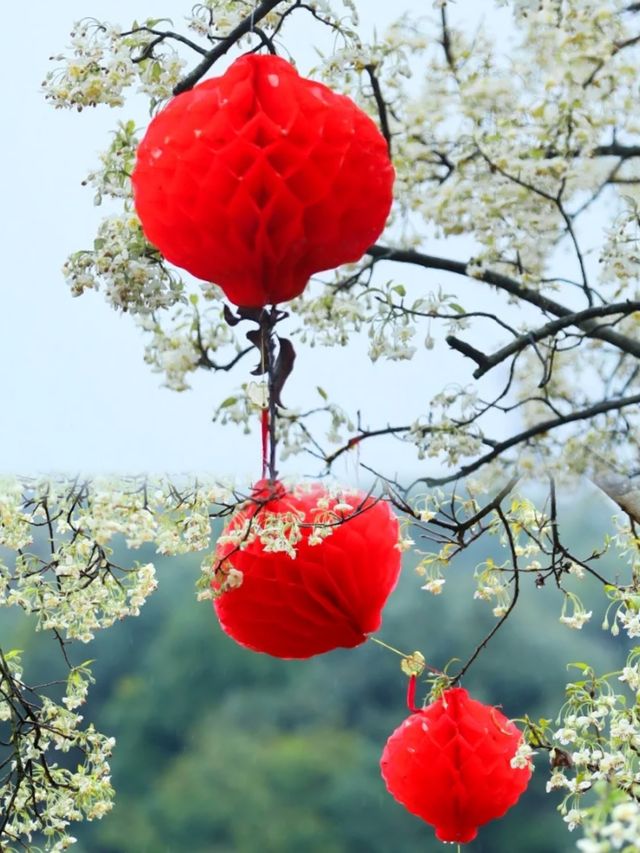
[261,407,269,480]
[407,675,418,713]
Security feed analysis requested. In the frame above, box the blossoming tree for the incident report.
[3,0,640,849]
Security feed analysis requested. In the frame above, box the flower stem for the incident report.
[369,636,408,657]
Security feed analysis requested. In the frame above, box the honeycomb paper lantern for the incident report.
[132,54,395,307]
[212,482,401,658]
[380,684,532,843]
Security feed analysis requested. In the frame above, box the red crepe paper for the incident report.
[132,54,394,307]
[212,483,401,658]
[380,682,532,843]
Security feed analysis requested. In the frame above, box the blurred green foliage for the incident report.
[0,492,625,852]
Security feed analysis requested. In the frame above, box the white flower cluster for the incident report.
[473,556,513,617]
[292,279,374,348]
[207,484,394,603]
[600,203,640,297]
[82,119,139,205]
[0,651,115,851]
[382,0,635,291]
[0,476,240,850]
[510,739,536,771]
[278,400,356,459]
[141,293,239,391]
[560,592,593,631]
[409,409,484,466]
[524,654,640,850]
[212,383,357,458]
[577,802,640,852]
[0,477,224,643]
[214,482,368,561]
[43,19,185,111]
[187,0,359,43]
[43,21,135,110]
[64,213,184,314]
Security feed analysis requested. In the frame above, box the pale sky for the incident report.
[1,0,514,479]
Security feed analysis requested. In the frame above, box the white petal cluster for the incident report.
[43,19,185,111]
[0,652,115,850]
[188,0,359,43]
[0,477,224,643]
[142,294,239,391]
[64,213,184,314]
[0,476,238,850]
[530,652,640,850]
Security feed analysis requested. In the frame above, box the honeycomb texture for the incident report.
[213,484,401,658]
[132,54,395,307]
[380,687,532,843]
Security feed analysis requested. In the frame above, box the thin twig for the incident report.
[174,0,287,94]
[367,244,640,360]
[364,65,392,156]
[412,392,640,488]
[451,506,520,684]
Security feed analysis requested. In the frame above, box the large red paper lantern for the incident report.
[380,683,532,843]
[132,54,394,307]
[212,483,401,658]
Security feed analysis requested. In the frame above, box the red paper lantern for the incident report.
[132,54,394,308]
[212,482,401,658]
[380,683,532,843]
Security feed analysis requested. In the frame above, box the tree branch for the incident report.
[121,27,210,61]
[173,0,287,95]
[445,335,490,371]
[593,142,640,158]
[451,506,520,684]
[412,392,640,488]
[471,301,640,378]
[364,64,392,156]
[367,244,640,360]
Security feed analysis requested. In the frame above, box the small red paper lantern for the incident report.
[132,54,394,307]
[212,483,401,658]
[380,683,532,843]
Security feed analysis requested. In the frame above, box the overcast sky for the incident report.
[1,0,516,480]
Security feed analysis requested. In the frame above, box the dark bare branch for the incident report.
[445,335,490,371]
[173,0,287,95]
[451,506,520,684]
[594,142,640,158]
[367,244,640,360]
[120,26,209,60]
[413,392,640,488]
[471,301,640,378]
[364,64,392,156]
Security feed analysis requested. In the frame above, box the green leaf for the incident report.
[145,17,174,27]
[317,386,328,400]
[449,303,465,314]
[3,649,22,661]
[219,397,237,409]
[567,662,591,673]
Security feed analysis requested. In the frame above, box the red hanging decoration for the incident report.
[380,681,532,843]
[132,54,395,308]
[212,482,401,658]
